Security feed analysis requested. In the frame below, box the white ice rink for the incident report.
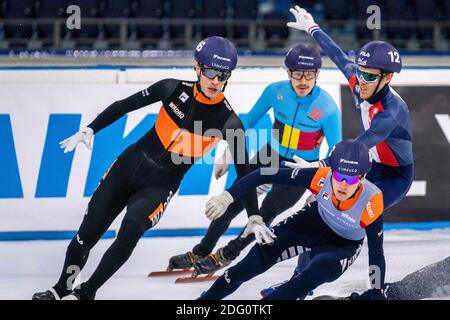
[1,228,450,300]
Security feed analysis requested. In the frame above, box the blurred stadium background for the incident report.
[0,0,449,66]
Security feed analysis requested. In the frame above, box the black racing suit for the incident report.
[53,79,259,298]
[193,143,307,260]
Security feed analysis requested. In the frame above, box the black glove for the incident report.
[348,288,387,300]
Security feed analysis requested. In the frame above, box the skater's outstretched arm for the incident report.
[60,79,179,153]
[88,79,179,133]
[287,5,356,80]
[204,167,325,221]
[227,167,318,200]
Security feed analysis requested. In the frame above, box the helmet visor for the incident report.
[332,171,360,185]
[356,68,383,83]
[200,65,231,81]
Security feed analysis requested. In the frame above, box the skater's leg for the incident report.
[55,152,135,295]
[366,162,413,210]
[263,245,360,300]
[194,199,246,256]
[81,186,176,297]
[192,159,264,257]
[200,210,318,300]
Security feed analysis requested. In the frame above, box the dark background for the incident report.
[341,85,450,222]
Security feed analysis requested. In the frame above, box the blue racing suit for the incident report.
[310,27,414,210]
[245,80,341,161]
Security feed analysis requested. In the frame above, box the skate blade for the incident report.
[175,274,219,283]
[148,269,193,277]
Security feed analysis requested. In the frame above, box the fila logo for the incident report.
[322,191,329,200]
[317,177,326,188]
[360,51,371,57]
[179,91,189,103]
[277,94,283,101]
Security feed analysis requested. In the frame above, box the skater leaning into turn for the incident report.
[32,36,259,300]
[282,5,415,298]
[286,5,414,211]
[168,44,342,276]
[199,139,387,300]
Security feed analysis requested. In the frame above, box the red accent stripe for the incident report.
[367,102,399,166]
[376,142,400,167]
[349,74,357,92]
[368,102,384,126]
[308,25,319,33]
[296,129,324,150]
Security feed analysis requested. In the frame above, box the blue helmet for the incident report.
[356,41,402,73]
[328,139,372,176]
[194,36,238,71]
[284,44,322,69]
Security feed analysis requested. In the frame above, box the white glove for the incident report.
[59,127,94,153]
[282,155,319,169]
[286,5,318,32]
[214,146,232,179]
[241,215,277,245]
[205,191,234,220]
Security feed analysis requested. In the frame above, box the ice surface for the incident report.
[1,228,450,300]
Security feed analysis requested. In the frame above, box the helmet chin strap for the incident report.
[222,80,228,93]
[195,70,207,98]
[366,71,386,100]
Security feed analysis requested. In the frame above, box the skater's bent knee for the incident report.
[117,219,145,243]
